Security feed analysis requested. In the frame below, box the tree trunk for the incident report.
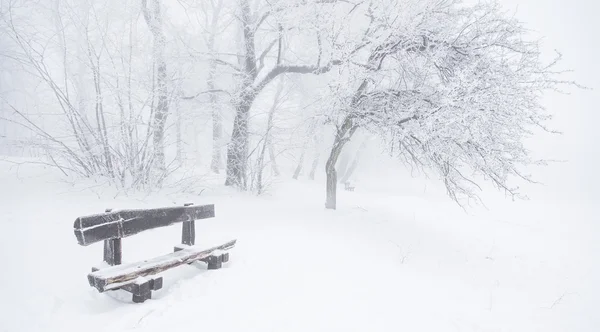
[142,0,169,185]
[325,146,341,210]
[255,146,265,194]
[292,149,305,180]
[210,89,222,173]
[265,78,284,177]
[225,0,256,188]
[208,59,222,173]
[309,152,319,180]
[224,0,338,188]
[175,91,182,164]
[325,117,356,209]
[225,101,251,188]
[208,0,223,173]
[340,140,367,184]
[325,156,338,209]
[268,143,280,176]
[308,130,321,180]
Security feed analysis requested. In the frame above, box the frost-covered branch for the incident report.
[322,0,580,209]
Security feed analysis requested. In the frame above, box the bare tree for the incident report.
[292,117,321,180]
[1,0,180,189]
[224,0,345,188]
[252,76,285,194]
[197,0,227,173]
[142,0,169,184]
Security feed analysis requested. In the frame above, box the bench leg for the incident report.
[221,252,229,263]
[150,277,163,291]
[133,292,151,303]
[88,276,163,303]
[129,277,162,303]
[206,254,222,270]
[204,252,229,269]
[104,238,122,265]
[176,246,230,268]
[181,220,195,246]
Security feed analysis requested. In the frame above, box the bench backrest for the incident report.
[73,204,215,246]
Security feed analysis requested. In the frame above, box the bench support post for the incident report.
[103,238,122,265]
[181,221,195,246]
[131,278,163,303]
[101,208,122,266]
[207,254,223,270]
[182,203,196,246]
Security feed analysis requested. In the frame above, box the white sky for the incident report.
[498,0,600,202]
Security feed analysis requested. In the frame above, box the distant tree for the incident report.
[321,0,579,209]
[252,76,285,194]
[142,0,170,185]
[224,0,344,189]
[1,0,180,188]
[195,0,228,173]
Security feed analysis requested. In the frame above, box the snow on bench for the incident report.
[73,204,236,303]
[89,240,236,292]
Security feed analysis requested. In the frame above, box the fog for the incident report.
[499,0,600,202]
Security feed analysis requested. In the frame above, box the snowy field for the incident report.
[0,158,597,332]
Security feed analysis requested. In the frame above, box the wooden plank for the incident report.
[103,238,122,265]
[89,267,163,294]
[73,204,215,246]
[88,239,236,292]
[121,277,163,294]
[174,244,229,266]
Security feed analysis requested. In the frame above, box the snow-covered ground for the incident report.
[0,158,597,332]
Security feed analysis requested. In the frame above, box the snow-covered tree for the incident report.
[321,0,578,209]
[0,0,181,188]
[223,0,345,189]
[142,0,169,185]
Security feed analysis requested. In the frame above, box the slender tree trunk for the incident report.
[225,0,256,188]
[325,117,356,210]
[207,0,223,173]
[175,90,182,164]
[268,143,280,176]
[309,151,319,180]
[252,76,285,192]
[226,101,252,188]
[340,140,367,184]
[225,0,337,188]
[210,82,222,172]
[265,78,284,177]
[255,133,270,194]
[152,60,168,181]
[308,130,321,180]
[292,149,305,180]
[142,0,169,185]
[325,153,339,209]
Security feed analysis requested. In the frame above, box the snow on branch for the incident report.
[322,0,581,207]
[254,60,342,93]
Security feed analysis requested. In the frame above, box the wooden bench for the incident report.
[73,203,236,303]
[344,181,355,191]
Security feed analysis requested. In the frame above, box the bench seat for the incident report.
[88,239,236,292]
